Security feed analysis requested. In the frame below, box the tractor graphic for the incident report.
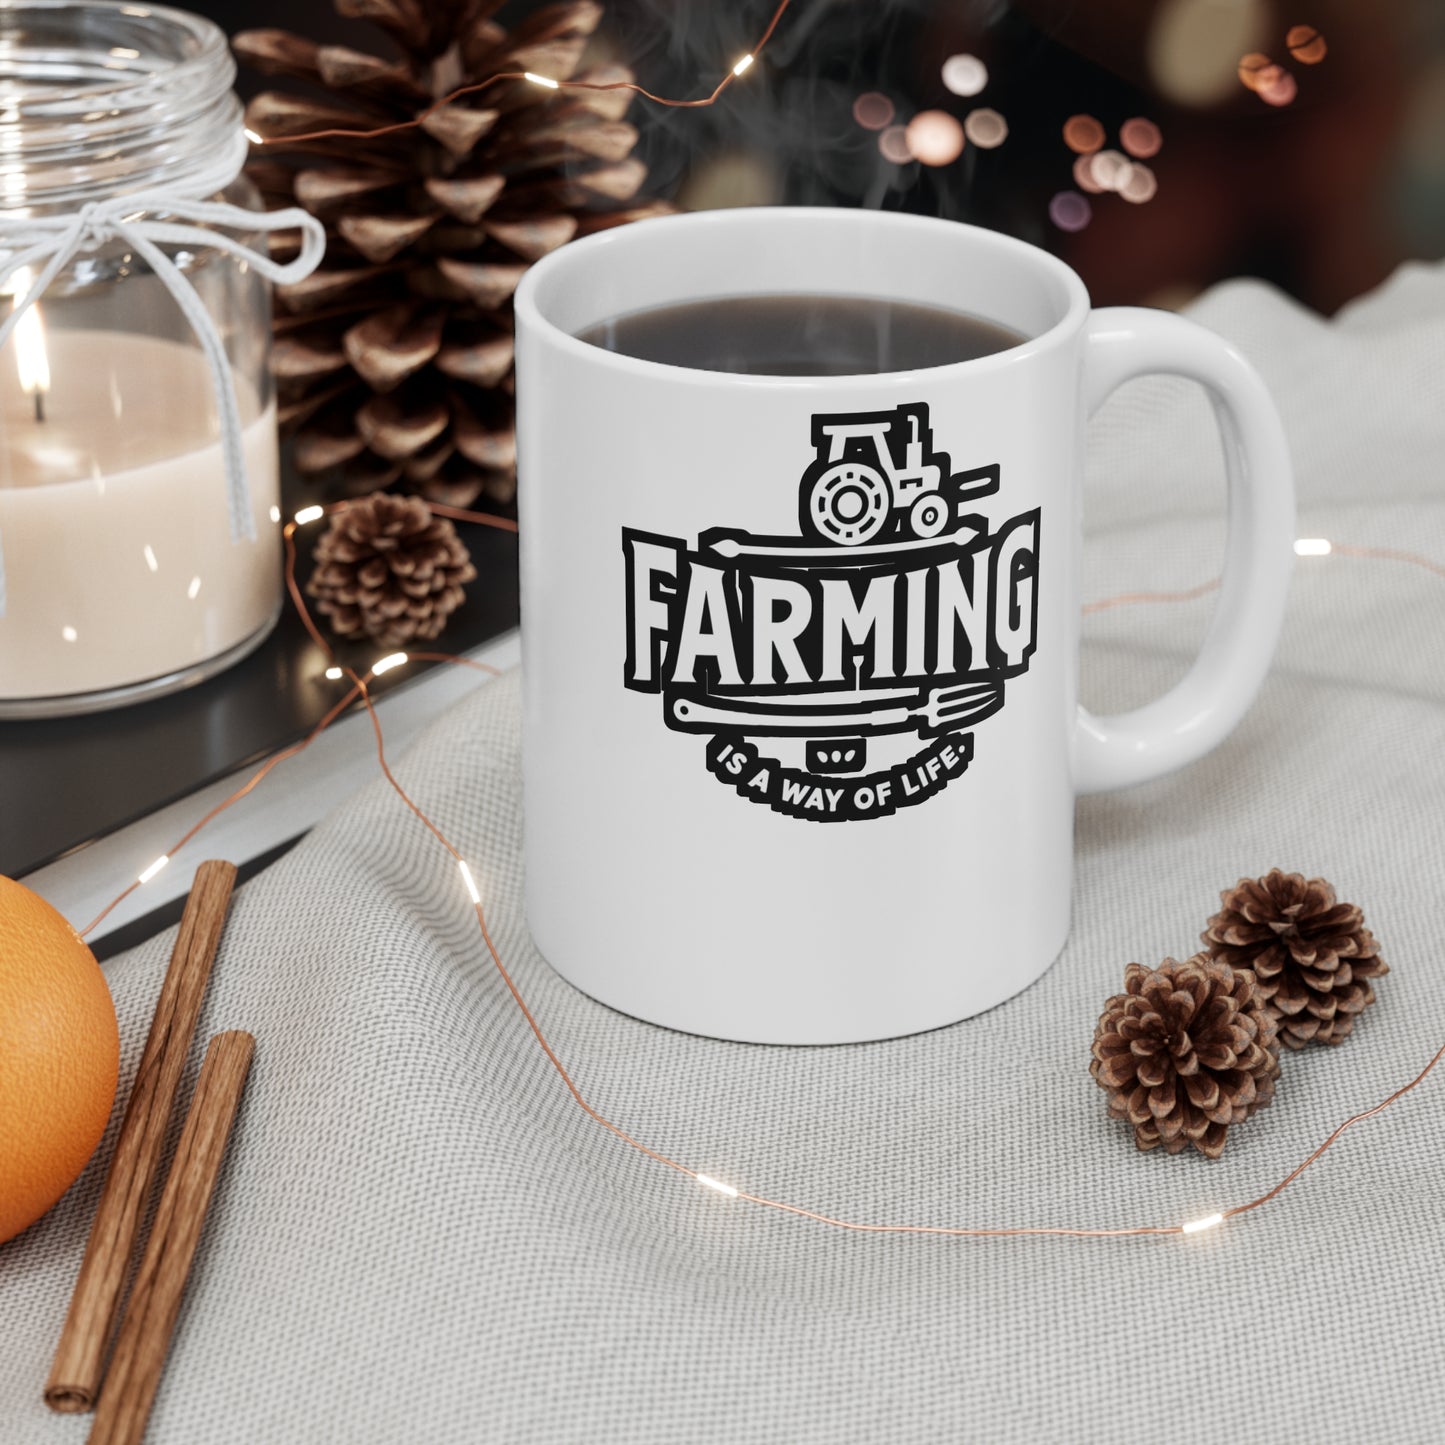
[798,402,993,547]
[666,403,1008,783]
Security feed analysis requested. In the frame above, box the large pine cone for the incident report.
[1091,956,1281,1159]
[1202,869,1388,1049]
[307,493,477,646]
[235,0,668,509]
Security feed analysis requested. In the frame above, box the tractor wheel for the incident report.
[801,462,890,546]
[908,493,951,539]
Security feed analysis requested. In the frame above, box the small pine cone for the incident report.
[1202,870,1388,1050]
[1091,956,1281,1159]
[307,493,476,647]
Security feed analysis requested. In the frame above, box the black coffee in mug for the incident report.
[575,294,1025,376]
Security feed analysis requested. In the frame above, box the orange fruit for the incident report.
[0,876,119,1245]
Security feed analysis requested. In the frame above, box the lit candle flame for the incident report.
[7,267,50,422]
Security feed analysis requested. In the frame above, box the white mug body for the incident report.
[515,208,1294,1044]
[516,210,1086,1045]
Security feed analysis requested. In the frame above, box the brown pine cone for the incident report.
[1091,956,1281,1159]
[307,493,476,647]
[235,0,669,509]
[1202,870,1388,1049]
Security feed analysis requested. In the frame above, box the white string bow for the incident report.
[0,190,326,618]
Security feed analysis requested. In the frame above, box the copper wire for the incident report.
[1082,578,1221,614]
[80,516,1445,1241]
[76,680,364,938]
[424,503,519,534]
[1223,1036,1445,1221]
[1331,542,1445,579]
[256,0,794,147]
[75,501,514,936]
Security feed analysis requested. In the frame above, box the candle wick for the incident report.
[33,390,45,423]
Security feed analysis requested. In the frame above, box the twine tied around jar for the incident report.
[0,146,326,618]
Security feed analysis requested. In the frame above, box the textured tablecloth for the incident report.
[4,263,1444,1445]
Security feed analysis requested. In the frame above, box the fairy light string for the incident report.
[1081,540,1445,618]
[65,0,1430,1245]
[70,494,1444,1244]
[72,497,521,939]
[247,0,794,148]
[0,0,1408,1243]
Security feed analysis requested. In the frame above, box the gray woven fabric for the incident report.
[4,265,1445,1445]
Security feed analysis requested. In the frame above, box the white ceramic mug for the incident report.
[514,208,1293,1045]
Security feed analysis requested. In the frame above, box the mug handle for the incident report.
[1075,307,1295,794]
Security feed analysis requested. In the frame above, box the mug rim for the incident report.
[515,206,1092,390]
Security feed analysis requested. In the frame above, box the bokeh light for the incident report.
[1250,62,1284,94]
[1237,52,1273,91]
[1287,24,1327,64]
[1063,114,1106,154]
[1088,148,1132,192]
[905,109,965,166]
[963,107,1008,149]
[1149,0,1269,107]
[878,125,913,164]
[852,92,895,131]
[1049,191,1092,233]
[1258,67,1298,106]
[941,54,988,97]
[1119,164,1159,204]
[1119,118,1163,159]
[1073,153,1104,194]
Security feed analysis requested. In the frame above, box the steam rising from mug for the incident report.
[612,0,985,211]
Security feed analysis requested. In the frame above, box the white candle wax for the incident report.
[0,329,281,702]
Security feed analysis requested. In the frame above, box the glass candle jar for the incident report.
[0,1,288,716]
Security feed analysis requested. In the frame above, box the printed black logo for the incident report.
[622,404,1039,822]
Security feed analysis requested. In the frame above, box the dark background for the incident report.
[205,0,1445,316]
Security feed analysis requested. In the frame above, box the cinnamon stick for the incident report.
[87,1032,255,1445]
[46,860,238,1413]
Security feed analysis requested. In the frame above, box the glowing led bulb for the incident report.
[696,1173,739,1198]
[324,666,343,680]
[137,854,170,885]
[459,860,482,905]
[732,53,754,76]
[372,651,408,676]
[1181,1212,1224,1235]
[294,505,325,525]
[243,127,263,145]
[524,71,559,89]
[1294,538,1332,556]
